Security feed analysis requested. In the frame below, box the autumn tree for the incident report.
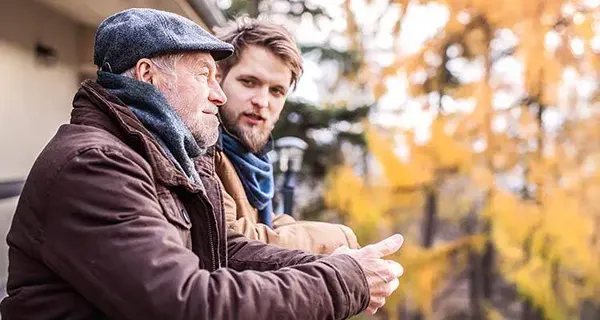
[326,0,600,319]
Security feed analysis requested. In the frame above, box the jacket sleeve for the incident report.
[41,148,369,320]
[222,185,360,254]
[226,229,323,271]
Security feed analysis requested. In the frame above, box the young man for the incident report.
[215,18,360,254]
[1,9,403,318]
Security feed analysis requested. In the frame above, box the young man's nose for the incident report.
[250,87,269,109]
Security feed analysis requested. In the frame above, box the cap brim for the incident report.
[211,49,234,61]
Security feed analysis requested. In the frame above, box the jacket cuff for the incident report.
[319,254,370,318]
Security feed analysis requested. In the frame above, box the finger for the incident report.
[365,234,404,258]
[368,261,397,284]
[386,260,404,278]
[331,245,351,255]
[368,281,394,295]
[369,275,400,296]
[366,306,378,315]
[368,297,386,311]
[388,278,400,294]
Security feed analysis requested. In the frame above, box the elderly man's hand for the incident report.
[332,234,404,314]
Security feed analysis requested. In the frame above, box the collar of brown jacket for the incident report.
[215,150,260,223]
[72,79,214,194]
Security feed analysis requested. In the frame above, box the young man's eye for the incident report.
[271,88,286,97]
[240,79,255,86]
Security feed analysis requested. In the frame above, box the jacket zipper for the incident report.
[207,210,217,271]
[197,195,218,271]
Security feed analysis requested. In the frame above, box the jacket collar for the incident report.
[72,79,210,193]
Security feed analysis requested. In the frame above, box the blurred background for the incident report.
[1,0,600,319]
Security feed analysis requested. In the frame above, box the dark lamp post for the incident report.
[275,137,308,217]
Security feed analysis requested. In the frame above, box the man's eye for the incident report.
[194,74,210,83]
[240,79,255,86]
[271,89,284,97]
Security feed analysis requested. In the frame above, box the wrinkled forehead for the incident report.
[179,52,217,69]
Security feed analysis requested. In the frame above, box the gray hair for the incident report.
[120,53,186,79]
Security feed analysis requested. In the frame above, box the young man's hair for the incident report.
[214,16,303,88]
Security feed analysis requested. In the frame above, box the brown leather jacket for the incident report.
[216,151,360,254]
[0,80,369,320]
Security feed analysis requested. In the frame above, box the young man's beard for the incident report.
[220,113,272,154]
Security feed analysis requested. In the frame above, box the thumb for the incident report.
[366,234,404,258]
[332,245,352,255]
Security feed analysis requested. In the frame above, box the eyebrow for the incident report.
[194,58,216,72]
[238,74,289,92]
[273,84,288,93]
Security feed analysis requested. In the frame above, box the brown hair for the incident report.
[214,16,303,88]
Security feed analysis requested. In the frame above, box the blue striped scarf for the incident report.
[221,132,274,226]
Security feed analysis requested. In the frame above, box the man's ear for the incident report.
[134,58,155,84]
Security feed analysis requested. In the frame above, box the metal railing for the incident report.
[0,180,24,200]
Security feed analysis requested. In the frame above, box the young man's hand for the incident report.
[332,234,404,314]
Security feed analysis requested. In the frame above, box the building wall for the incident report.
[0,0,82,296]
[0,0,220,298]
[0,0,80,182]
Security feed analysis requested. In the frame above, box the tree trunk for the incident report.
[521,80,547,320]
[463,206,484,320]
[521,299,534,320]
[396,298,409,320]
[481,222,494,301]
[580,300,600,320]
[479,16,494,320]
[410,188,438,320]
[522,299,544,320]
[421,188,437,248]
[468,251,484,320]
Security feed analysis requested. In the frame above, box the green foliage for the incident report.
[273,99,370,179]
[301,46,363,76]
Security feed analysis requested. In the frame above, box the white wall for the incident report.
[0,0,80,181]
[0,0,81,300]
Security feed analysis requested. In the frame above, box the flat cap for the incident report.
[94,8,234,74]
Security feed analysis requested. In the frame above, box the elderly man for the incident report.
[214,18,360,254]
[1,8,403,319]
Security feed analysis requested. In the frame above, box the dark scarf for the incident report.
[96,71,203,185]
[221,131,275,226]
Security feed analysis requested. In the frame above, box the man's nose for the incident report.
[209,80,227,106]
[250,87,269,109]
